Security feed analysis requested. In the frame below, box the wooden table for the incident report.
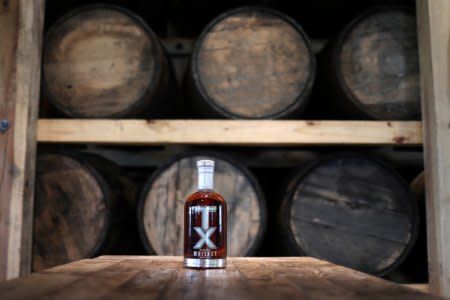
[0,256,443,300]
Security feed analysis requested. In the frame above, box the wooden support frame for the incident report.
[36,119,423,146]
[417,0,450,296]
[0,1,447,297]
[0,0,44,280]
[0,256,440,300]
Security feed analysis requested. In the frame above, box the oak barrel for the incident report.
[138,152,267,256]
[399,171,428,282]
[279,156,418,275]
[187,6,315,119]
[411,171,425,200]
[42,5,173,118]
[33,152,139,271]
[324,7,420,120]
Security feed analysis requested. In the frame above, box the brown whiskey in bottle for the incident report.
[184,160,227,268]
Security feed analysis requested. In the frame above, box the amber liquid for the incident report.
[184,190,227,261]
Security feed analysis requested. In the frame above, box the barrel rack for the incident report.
[0,0,449,297]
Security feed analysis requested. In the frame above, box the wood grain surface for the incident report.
[0,0,45,280]
[33,153,108,271]
[411,171,425,201]
[36,119,423,146]
[280,156,418,275]
[337,8,420,120]
[190,7,314,119]
[34,152,142,271]
[0,256,442,300]
[139,154,265,256]
[399,170,428,283]
[43,5,168,118]
[74,153,142,256]
[416,0,450,295]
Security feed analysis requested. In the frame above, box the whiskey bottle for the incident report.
[184,160,227,268]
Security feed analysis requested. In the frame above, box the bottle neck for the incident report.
[198,170,214,190]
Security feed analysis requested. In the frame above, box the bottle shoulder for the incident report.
[185,190,226,206]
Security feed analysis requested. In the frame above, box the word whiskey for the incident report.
[184,160,227,268]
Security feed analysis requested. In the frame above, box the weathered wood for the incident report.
[76,152,139,215]
[43,5,172,118]
[187,6,315,119]
[280,156,418,275]
[0,0,45,280]
[411,171,425,200]
[0,256,442,300]
[416,0,450,296]
[138,153,266,256]
[33,153,138,271]
[33,153,107,271]
[76,153,141,255]
[36,119,423,146]
[398,171,428,283]
[405,284,430,293]
[326,7,420,120]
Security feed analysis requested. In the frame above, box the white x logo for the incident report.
[192,206,218,250]
[193,227,217,249]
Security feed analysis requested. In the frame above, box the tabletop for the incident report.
[0,256,443,300]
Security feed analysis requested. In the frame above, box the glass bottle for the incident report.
[184,160,227,268]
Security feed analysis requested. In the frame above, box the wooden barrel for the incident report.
[33,152,138,271]
[42,5,173,118]
[280,156,418,275]
[398,171,428,282]
[411,171,425,200]
[324,7,420,120]
[138,152,267,256]
[187,6,315,119]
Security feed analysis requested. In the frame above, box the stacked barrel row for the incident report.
[41,5,420,120]
[34,151,425,279]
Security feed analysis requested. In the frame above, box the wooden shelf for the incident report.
[1,1,449,297]
[36,119,423,146]
[0,256,437,299]
[404,284,430,293]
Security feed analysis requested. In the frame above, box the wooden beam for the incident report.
[0,256,440,300]
[416,0,450,296]
[404,284,430,293]
[37,119,423,146]
[0,0,44,280]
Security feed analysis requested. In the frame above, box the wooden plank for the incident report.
[416,0,450,296]
[0,0,45,280]
[0,259,120,299]
[0,256,441,300]
[37,119,423,146]
[404,284,430,293]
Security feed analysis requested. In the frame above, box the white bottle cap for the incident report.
[197,160,214,168]
[197,160,214,190]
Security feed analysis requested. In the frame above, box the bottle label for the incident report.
[186,205,225,258]
[193,206,217,249]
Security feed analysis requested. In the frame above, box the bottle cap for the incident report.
[197,160,215,168]
[197,160,214,190]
